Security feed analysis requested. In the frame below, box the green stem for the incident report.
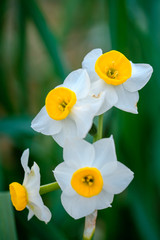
[40,182,60,195]
[93,114,103,142]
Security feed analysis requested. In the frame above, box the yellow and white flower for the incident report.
[31,69,105,147]
[82,49,153,114]
[53,137,134,219]
[9,149,51,223]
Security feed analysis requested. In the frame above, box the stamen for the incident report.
[61,101,68,109]
[58,101,68,112]
[82,175,94,186]
[107,69,119,79]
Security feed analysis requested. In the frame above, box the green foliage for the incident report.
[0,192,18,240]
[0,0,160,239]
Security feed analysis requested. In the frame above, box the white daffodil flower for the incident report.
[53,137,134,219]
[31,69,105,147]
[9,149,51,224]
[82,49,153,114]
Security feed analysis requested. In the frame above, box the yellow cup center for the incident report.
[95,50,132,85]
[45,87,77,120]
[9,182,28,211]
[71,167,103,198]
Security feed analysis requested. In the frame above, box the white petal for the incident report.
[24,162,40,193]
[103,162,134,194]
[95,189,114,210]
[21,149,30,183]
[27,199,52,223]
[90,78,105,96]
[61,192,97,219]
[90,79,118,115]
[63,69,90,100]
[82,49,102,82]
[61,189,114,219]
[114,85,139,114]
[93,137,117,173]
[70,96,103,138]
[52,118,77,147]
[27,207,34,220]
[124,62,153,92]
[63,139,95,169]
[53,162,74,191]
[63,185,76,196]
[23,162,52,223]
[100,162,117,178]
[31,106,62,136]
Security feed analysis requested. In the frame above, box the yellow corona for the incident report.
[45,87,77,120]
[9,182,28,211]
[71,167,103,198]
[95,50,132,85]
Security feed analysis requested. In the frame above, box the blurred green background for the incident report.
[0,0,160,239]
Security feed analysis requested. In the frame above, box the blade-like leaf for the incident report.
[0,192,18,240]
[22,0,67,80]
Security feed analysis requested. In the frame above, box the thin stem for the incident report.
[93,114,103,142]
[40,182,60,195]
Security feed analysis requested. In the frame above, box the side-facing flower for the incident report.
[9,149,51,224]
[31,69,106,147]
[82,49,153,114]
[53,137,134,219]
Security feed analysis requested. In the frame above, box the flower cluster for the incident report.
[9,49,153,224]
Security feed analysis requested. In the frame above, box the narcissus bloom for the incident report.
[9,149,51,223]
[82,49,153,114]
[31,69,105,147]
[54,137,134,219]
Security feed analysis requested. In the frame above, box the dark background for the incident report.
[0,0,160,239]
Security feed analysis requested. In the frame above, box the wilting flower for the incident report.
[31,69,106,147]
[82,49,153,114]
[9,149,51,223]
[53,137,134,219]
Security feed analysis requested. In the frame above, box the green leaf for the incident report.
[0,0,14,113]
[0,192,18,240]
[0,155,4,191]
[16,1,28,113]
[22,0,67,80]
